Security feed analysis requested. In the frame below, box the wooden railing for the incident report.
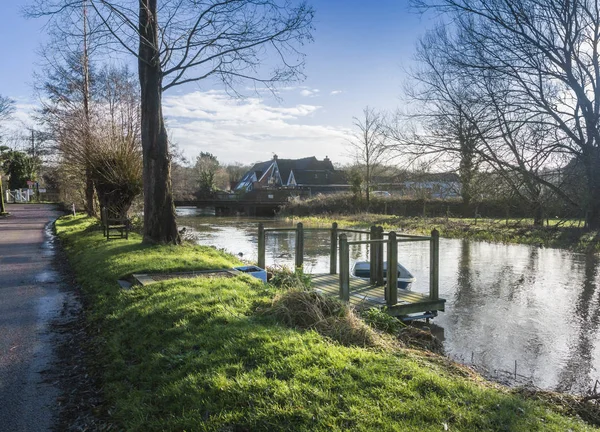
[257,222,440,305]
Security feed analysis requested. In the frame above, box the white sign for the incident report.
[38,188,47,193]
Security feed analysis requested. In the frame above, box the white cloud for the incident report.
[0,98,37,147]
[330,90,343,95]
[163,90,352,164]
[299,88,320,97]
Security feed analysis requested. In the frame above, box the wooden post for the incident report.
[101,207,107,238]
[295,222,304,271]
[369,225,377,284]
[258,223,265,269]
[430,229,440,301]
[376,226,385,286]
[339,234,350,301]
[330,222,338,274]
[386,231,398,306]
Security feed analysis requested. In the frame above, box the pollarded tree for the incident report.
[30,0,314,244]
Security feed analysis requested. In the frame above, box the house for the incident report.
[401,172,461,199]
[235,155,348,194]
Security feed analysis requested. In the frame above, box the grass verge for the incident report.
[285,213,600,252]
[56,215,599,431]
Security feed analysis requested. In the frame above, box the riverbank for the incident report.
[56,215,600,431]
[283,213,600,252]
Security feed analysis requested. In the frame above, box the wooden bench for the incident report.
[101,207,130,240]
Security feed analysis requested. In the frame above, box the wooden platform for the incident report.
[310,273,446,317]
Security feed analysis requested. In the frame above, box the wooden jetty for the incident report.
[258,222,446,318]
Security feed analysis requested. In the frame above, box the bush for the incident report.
[267,265,311,289]
[361,307,405,334]
[265,289,392,348]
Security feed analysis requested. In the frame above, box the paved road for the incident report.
[0,204,65,431]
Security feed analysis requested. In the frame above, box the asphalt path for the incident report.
[0,204,65,431]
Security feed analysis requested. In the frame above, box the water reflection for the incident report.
[178,212,600,394]
[556,253,600,392]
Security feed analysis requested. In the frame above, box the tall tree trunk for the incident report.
[84,167,97,216]
[82,1,97,217]
[0,177,5,214]
[586,150,600,230]
[532,201,544,227]
[139,0,180,244]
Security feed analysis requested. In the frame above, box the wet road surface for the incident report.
[0,204,65,431]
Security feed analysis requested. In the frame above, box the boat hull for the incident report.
[351,261,416,290]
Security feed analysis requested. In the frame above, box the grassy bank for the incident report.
[56,215,599,431]
[284,213,600,252]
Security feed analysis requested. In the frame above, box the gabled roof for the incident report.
[275,157,335,185]
[235,156,341,189]
[235,160,273,190]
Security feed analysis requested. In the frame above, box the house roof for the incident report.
[276,157,335,185]
[235,160,272,189]
[235,156,339,189]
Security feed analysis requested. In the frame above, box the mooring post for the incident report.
[258,223,265,269]
[376,226,385,286]
[369,225,377,284]
[330,222,338,274]
[430,229,440,301]
[295,222,304,271]
[339,233,350,301]
[387,231,398,306]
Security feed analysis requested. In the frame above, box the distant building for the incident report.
[373,172,461,199]
[401,172,461,199]
[235,155,348,194]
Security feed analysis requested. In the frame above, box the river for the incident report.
[178,209,600,395]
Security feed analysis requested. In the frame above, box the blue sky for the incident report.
[0,0,434,164]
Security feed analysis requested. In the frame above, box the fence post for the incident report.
[258,223,265,269]
[101,207,107,238]
[430,229,440,301]
[339,233,350,301]
[369,225,377,284]
[295,222,304,271]
[330,222,338,274]
[376,226,385,286]
[387,231,398,306]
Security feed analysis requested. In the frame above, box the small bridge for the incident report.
[176,190,307,216]
[257,222,446,319]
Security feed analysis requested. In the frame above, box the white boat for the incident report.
[351,261,416,290]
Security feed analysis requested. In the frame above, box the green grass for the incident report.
[56,215,599,431]
[287,214,600,252]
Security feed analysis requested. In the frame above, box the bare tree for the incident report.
[348,107,389,205]
[0,96,15,214]
[29,0,314,244]
[412,0,600,229]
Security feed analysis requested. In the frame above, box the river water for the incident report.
[178,209,600,394]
